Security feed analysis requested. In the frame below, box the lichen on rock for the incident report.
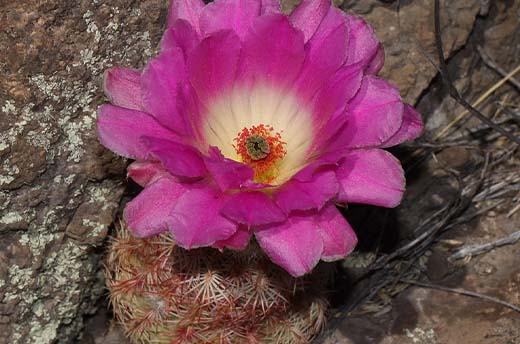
[0,0,167,342]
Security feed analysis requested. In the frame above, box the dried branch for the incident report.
[400,279,520,313]
[450,230,520,260]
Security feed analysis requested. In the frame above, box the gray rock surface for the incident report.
[0,1,168,342]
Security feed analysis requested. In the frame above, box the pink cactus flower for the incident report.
[97,0,423,277]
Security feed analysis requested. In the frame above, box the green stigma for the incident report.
[245,134,270,160]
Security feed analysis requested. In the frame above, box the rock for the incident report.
[0,0,169,342]
[343,0,481,104]
[417,0,520,135]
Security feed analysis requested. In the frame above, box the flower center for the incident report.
[245,134,270,160]
[234,124,287,184]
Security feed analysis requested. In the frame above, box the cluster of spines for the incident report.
[105,222,329,344]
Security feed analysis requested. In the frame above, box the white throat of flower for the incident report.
[203,84,313,185]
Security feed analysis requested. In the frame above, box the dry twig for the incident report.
[400,279,520,313]
[450,230,520,260]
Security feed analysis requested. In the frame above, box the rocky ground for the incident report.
[0,0,518,343]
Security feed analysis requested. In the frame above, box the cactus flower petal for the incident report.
[142,136,207,179]
[261,0,281,14]
[255,212,324,277]
[274,170,339,213]
[124,176,188,237]
[97,0,423,276]
[294,7,349,102]
[187,30,241,104]
[345,14,381,70]
[221,191,286,226]
[167,0,205,32]
[329,76,405,150]
[289,0,330,43]
[141,49,191,135]
[97,104,183,160]
[203,147,255,191]
[200,0,262,40]
[214,225,252,250]
[382,104,424,147]
[103,67,142,111]
[169,186,238,249]
[127,161,169,187]
[161,19,200,57]
[336,149,405,208]
[316,204,358,261]
[241,14,306,89]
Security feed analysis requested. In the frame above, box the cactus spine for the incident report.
[105,223,330,343]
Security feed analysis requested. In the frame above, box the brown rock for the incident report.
[343,0,480,104]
